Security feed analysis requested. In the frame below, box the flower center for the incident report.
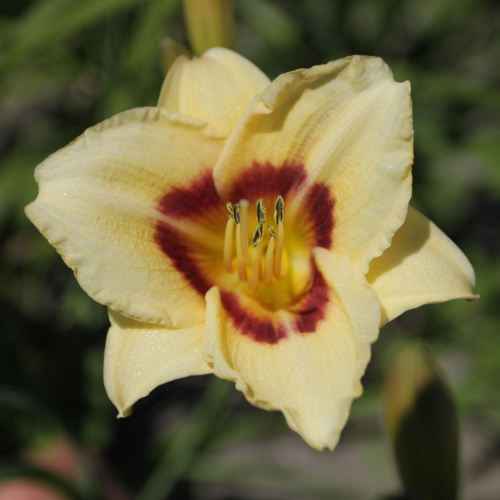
[154,162,336,343]
[155,161,336,312]
[224,196,286,294]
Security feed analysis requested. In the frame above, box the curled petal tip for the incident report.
[116,407,133,419]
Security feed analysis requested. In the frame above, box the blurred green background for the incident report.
[0,0,499,499]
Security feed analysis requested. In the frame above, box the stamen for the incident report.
[233,204,246,281]
[236,224,247,282]
[252,221,264,247]
[224,203,235,273]
[264,225,276,286]
[224,218,235,273]
[239,199,251,265]
[273,196,285,279]
[256,199,266,281]
[249,222,264,293]
[273,221,285,279]
[233,203,241,224]
[224,196,284,284]
[274,195,284,224]
[256,198,266,224]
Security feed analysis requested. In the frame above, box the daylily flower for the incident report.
[25,48,477,451]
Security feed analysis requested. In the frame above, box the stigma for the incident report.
[224,196,285,293]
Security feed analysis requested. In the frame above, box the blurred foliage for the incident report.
[0,0,499,499]
[384,345,459,500]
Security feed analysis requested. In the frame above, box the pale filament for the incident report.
[248,244,262,293]
[224,196,285,292]
[248,221,264,292]
[264,227,276,286]
[273,221,284,280]
[224,217,234,273]
[239,199,251,265]
[236,224,247,281]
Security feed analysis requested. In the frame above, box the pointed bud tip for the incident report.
[158,37,191,74]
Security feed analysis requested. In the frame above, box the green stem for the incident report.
[136,377,233,500]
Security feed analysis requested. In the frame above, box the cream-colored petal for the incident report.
[202,249,381,451]
[25,107,225,328]
[366,207,478,326]
[104,309,212,417]
[214,55,413,273]
[158,47,270,137]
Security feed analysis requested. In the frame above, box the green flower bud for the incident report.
[158,37,191,74]
[384,344,459,500]
[183,0,235,56]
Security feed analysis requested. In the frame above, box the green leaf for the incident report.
[123,0,182,72]
[1,0,145,69]
[0,388,45,416]
[236,0,300,49]
[391,63,500,111]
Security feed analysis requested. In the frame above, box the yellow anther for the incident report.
[267,225,276,238]
[256,198,266,224]
[233,203,241,224]
[252,222,264,247]
[226,202,234,219]
[274,195,284,224]
[248,225,264,293]
[224,197,284,286]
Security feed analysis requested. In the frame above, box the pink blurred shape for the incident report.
[0,481,67,500]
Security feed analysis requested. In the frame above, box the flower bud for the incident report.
[183,0,235,56]
[158,37,191,74]
[384,344,459,500]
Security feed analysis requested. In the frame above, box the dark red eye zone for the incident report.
[226,160,307,202]
[219,263,329,344]
[154,161,335,344]
[157,170,220,220]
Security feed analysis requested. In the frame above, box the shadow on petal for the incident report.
[367,207,431,282]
